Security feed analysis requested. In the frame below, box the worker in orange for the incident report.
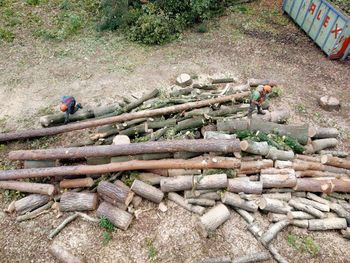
[60,96,83,124]
[247,85,272,117]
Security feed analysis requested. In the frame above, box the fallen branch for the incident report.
[48,213,79,239]
[16,201,53,222]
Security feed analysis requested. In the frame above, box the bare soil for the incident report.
[1,0,350,262]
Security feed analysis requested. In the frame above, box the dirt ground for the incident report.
[1,0,350,262]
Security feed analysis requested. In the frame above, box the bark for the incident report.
[274,161,292,169]
[15,194,50,214]
[221,192,258,212]
[160,176,193,192]
[16,201,53,222]
[306,192,330,205]
[193,174,227,190]
[295,170,347,178]
[312,128,339,139]
[167,192,205,215]
[0,91,250,142]
[265,148,294,161]
[60,192,98,212]
[262,193,292,202]
[288,199,325,218]
[240,159,273,175]
[291,220,309,228]
[195,256,231,263]
[240,140,270,156]
[0,181,55,195]
[292,160,323,171]
[248,79,277,87]
[319,150,348,158]
[308,218,347,231]
[204,131,236,140]
[217,119,249,132]
[235,209,255,224]
[259,198,292,214]
[130,179,164,204]
[48,213,79,239]
[0,157,241,180]
[197,203,231,238]
[330,203,350,225]
[232,252,271,263]
[310,138,338,153]
[321,155,350,169]
[342,228,350,239]
[96,202,133,230]
[9,139,241,161]
[40,109,94,127]
[137,173,162,185]
[295,154,321,163]
[261,172,297,188]
[24,160,56,168]
[268,213,288,222]
[173,117,207,133]
[97,181,134,206]
[48,244,84,263]
[287,211,314,220]
[168,169,201,176]
[294,178,335,193]
[227,178,263,194]
[297,197,330,212]
[260,219,290,246]
[60,178,94,189]
[187,198,216,206]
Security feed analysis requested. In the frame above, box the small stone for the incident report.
[176,73,192,87]
[112,135,131,145]
[318,96,340,111]
[158,202,168,213]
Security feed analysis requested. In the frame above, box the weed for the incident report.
[271,86,282,97]
[197,23,208,33]
[145,238,158,262]
[0,144,6,151]
[0,28,14,42]
[287,233,320,257]
[99,216,115,245]
[296,103,307,114]
[102,231,112,245]
[120,171,139,187]
[2,190,26,202]
[26,0,40,6]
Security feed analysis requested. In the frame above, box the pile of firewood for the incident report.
[0,74,350,263]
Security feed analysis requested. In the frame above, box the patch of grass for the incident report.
[36,106,55,116]
[145,238,158,262]
[120,171,139,187]
[99,216,115,245]
[287,233,320,257]
[0,27,14,42]
[102,231,112,245]
[296,103,307,115]
[26,0,40,6]
[197,23,208,33]
[2,190,26,202]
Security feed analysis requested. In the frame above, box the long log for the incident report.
[160,176,193,192]
[306,192,330,205]
[193,174,227,190]
[308,218,347,231]
[167,192,205,215]
[260,219,290,246]
[48,244,84,263]
[96,202,133,230]
[60,192,98,212]
[59,178,94,189]
[40,109,95,127]
[248,79,277,87]
[14,194,50,214]
[97,181,133,206]
[221,192,258,212]
[260,172,297,188]
[240,140,269,156]
[297,197,330,212]
[24,160,56,168]
[321,155,350,169]
[227,178,263,194]
[9,139,241,161]
[330,203,350,225]
[0,181,55,195]
[0,92,250,142]
[130,179,164,204]
[0,158,241,180]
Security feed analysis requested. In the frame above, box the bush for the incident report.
[97,0,129,31]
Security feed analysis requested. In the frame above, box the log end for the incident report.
[308,127,317,138]
[320,155,328,164]
[240,140,249,151]
[258,197,267,210]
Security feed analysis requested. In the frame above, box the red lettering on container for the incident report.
[323,16,330,27]
[317,10,322,20]
[332,24,342,39]
[310,3,316,15]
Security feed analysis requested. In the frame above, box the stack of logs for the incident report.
[0,75,350,263]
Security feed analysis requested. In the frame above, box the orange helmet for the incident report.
[263,85,272,93]
[60,103,68,112]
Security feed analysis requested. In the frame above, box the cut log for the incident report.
[235,209,255,224]
[268,213,288,222]
[269,109,290,124]
[0,181,55,195]
[265,147,294,161]
[295,170,347,178]
[60,178,94,189]
[330,203,350,225]
[14,194,50,214]
[97,181,133,206]
[193,174,227,190]
[200,192,221,201]
[167,192,205,215]
[262,193,291,202]
[204,131,236,140]
[274,161,292,169]
[96,202,133,230]
[132,195,142,208]
[308,218,347,231]
[187,198,216,206]
[240,140,269,156]
[295,154,321,163]
[221,192,258,212]
[0,91,250,142]
[342,228,350,239]
[260,219,290,246]
[292,220,309,228]
[48,244,84,263]
[130,179,164,204]
[99,194,127,211]
[294,178,334,193]
[261,172,297,188]
[321,155,350,169]
[287,211,314,220]
[16,201,53,222]
[306,192,330,205]
[197,203,231,238]
[240,159,273,175]
[297,197,330,212]
[40,109,94,127]
[24,160,56,168]
[137,173,162,185]
[312,128,339,139]
[248,79,277,87]
[319,150,348,158]
[217,119,249,132]
[160,176,193,192]
[311,138,338,153]
[288,199,325,218]
[9,139,241,161]
[60,192,98,212]
[259,198,292,214]
[0,157,241,180]
[232,252,271,263]
[227,178,263,194]
[168,169,201,176]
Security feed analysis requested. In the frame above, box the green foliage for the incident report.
[102,231,112,245]
[197,23,208,33]
[26,0,40,6]
[329,0,350,15]
[97,0,129,31]
[287,233,320,257]
[271,86,282,97]
[99,216,115,231]
[205,168,235,178]
[0,28,14,42]
[2,190,26,202]
[145,238,158,262]
[121,171,139,187]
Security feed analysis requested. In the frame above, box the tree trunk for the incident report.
[0,181,55,195]
[0,157,241,180]
[9,139,241,161]
[60,192,98,212]
[130,179,164,204]
[193,174,227,190]
[312,128,339,139]
[125,88,160,112]
[96,202,133,230]
[0,91,250,142]
[197,203,231,238]
[60,178,94,189]
[167,192,205,215]
[287,211,314,220]
[14,194,50,214]
[232,252,271,263]
[266,148,294,161]
[24,160,56,168]
[97,181,134,206]
[48,244,84,263]
[186,198,216,206]
[40,109,94,127]
[288,199,325,218]
[297,197,330,212]
[240,159,273,175]
[160,176,193,192]
[260,219,290,246]
[137,173,162,185]
[240,140,270,156]
[259,198,292,214]
[227,178,263,194]
[308,218,347,231]
[262,192,292,202]
[248,79,277,87]
[204,131,236,140]
[321,155,350,169]
[221,192,258,212]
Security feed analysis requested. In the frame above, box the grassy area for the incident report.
[287,232,320,257]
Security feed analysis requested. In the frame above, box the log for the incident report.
[311,138,338,153]
[330,203,350,225]
[40,109,94,127]
[321,155,350,169]
[130,179,164,204]
[96,202,133,230]
[168,169,201,176]
[0,91,250,142]
[60,192,98,212]
[227,178,263,194]
[269,109,290,124]
[24,160,56,168]
[342,228,350,239]
[221,192,258,212]
[193,174,227,190]
[240,160,273,175]
[200,192,221,201]
[262,193,291,202]
[240,140,269,156]
[292,220,309,228]
[268,213,288,222]
[267,245,289,263]
[331,178,350,192]
[48,213,79,239]
[319,150,348,158]
[235,209,255,224]
[48,244,84,263]
[306,192,330,205]
[232,252,271,263]
[99,194,127,210]
[197,203,231,237]
[132,195,142,208]
[287,211,314,220]
[167,192,205,215]
[9,139,241,161]
[265,148,294,161]
[288,199,325,218]
[295,154,321,163]
[217,119,249,132]
[248,79,277,87]
[137,173,162,185]
[125,88,159,112]
[308,218,347,231]
[297,197,330,212]
[274,161,292,169]
[294,178,334,193]
[260,172,297,188]
[97,181,133,206]
[15,194,50,214]
[160,176,193,192]
[16,201,53,222]
[312,128,339,139]
[295,170,347,178]
[204,131,236,140]
[59,178,94,189]
[0,181,55,195]
[0,157,241,180]
[260,219,290,246]
[187,198,216,206]
[259,198,292,214]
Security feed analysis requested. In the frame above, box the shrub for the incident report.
[97,0,129,31]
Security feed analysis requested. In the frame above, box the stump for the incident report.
[96,202,133,230]
[60,192,98,212]
[131,179,164,204]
